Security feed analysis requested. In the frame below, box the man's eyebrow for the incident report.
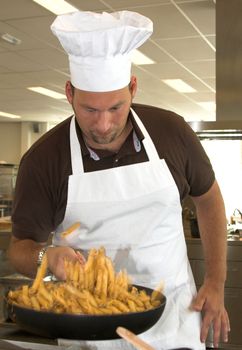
[80,104,97,110]
[80,101,125,110]
[109,101,125,108]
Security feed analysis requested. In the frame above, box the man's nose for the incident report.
[97,111,112,132]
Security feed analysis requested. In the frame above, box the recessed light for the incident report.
[32,0,78,15]
[1,33,21,45]
[162,79,197,93]
[0,111,21,119]
[131,49,155,65]
[27,87,66,99]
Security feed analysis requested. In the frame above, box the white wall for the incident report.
[0,122,48,165]
[0,122,21,164]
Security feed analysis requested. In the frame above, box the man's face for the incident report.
[66,79,137,148]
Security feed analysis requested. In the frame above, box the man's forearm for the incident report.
[7,237,46,278]
[192,180,227,285]
[191,180,230,347]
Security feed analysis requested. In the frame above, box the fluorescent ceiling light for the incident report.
[131,49,155,65]
[162,79,197,93]
[199,133,242,137]
[1,33,21,45]
[28,87,66,99]
[0,111,21,119]
[32,0,78,15]
[197,101,216,112]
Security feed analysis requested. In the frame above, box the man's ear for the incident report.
[65,80,74,104]
[130,75,137,98]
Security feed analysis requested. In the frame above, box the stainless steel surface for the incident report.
[187,238,242,349]
[0,318,98,349]
[0,164,17,217]
[0,323,74,349]
[0,339,28,350]
[0,322,56,345]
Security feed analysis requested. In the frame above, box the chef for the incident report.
[8,10,229,350]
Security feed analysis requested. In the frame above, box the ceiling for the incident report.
[0,0,215,124]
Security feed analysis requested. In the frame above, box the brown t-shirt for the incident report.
[11,103,214,242]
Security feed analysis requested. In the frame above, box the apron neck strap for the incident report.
[130,108,160,161]
[70,116,84,174]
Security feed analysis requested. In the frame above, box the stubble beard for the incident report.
[89,129,119,145]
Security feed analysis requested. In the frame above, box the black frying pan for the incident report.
[9,285,166,340]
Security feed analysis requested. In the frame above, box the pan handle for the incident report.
[116,327,155,350]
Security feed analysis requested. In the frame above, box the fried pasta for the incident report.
[8,247,162,315]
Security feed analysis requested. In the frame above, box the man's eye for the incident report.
[86,108,96,112]
[110,106,120,111]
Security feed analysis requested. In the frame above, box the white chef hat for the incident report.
[51,10,153,92]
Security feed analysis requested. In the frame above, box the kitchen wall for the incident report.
[0,123,21,164]
[0,122,47,164]
[202,139,242,221]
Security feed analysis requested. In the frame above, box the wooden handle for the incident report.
[61,222,81,238]
[116,327,155,350]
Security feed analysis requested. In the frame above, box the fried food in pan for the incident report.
[8,247,163,315]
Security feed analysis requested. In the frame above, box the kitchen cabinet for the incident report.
[0,164,18,217]
[186,238,242,350]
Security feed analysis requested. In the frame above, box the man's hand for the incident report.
[46,246,86,280]
[191,279,230,348]
[191,181,229,347]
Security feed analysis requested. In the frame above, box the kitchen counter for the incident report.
[0,322,57,345]
[186,237,242,350]
[186,236,242,245]
[0,323,85,349]
[186,237,242,261]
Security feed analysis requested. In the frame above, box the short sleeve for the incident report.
[11,154,55,242]
[182,120,215,197]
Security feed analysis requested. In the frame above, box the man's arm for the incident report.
[8,237,46,278]
[191,180,230,348]
[8,237,85,279]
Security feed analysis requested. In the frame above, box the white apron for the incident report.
[53,109,205,350]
